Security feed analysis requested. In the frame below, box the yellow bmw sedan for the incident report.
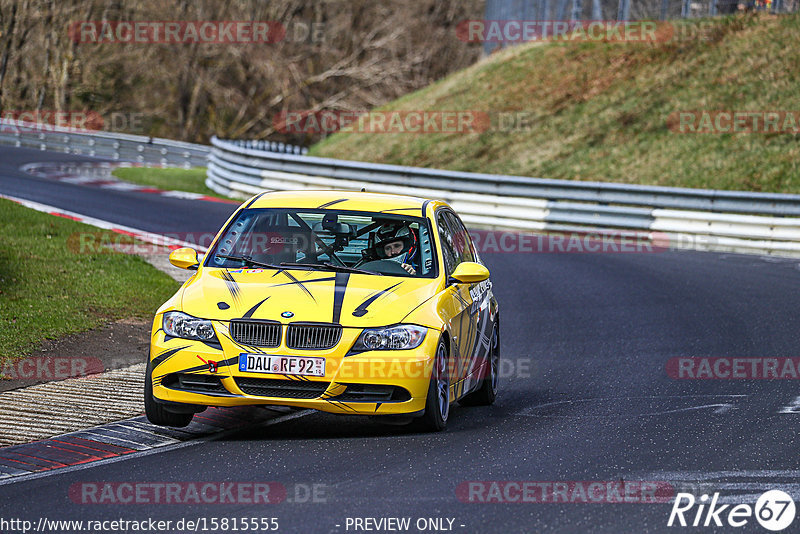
[145,190,499,431]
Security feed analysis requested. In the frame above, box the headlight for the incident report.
[352,325,428,352]
[163,311,217,341]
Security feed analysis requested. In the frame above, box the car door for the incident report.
[436,210,476,397]
[443,211,493,397]
[435,210,469,398]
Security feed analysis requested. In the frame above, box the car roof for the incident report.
[246,190,448,217]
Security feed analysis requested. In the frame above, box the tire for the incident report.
[414,337,450,432]
[458,321,499,407]
[144,359,194,428]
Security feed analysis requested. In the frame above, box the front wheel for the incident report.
[414,338,450,432]
[144,359,194,427]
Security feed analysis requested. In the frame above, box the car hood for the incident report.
[180,268,440,326]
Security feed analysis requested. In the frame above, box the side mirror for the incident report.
[449,262,490,284]
[169,247,200,270]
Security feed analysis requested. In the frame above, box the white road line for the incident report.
[515,395,746,418]
[0,409,314,487]
[778,396,800,413]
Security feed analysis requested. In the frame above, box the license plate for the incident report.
[238,353,325,377]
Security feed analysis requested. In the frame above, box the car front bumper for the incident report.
[149,320,439,416]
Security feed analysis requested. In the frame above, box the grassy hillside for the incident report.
[311,14,800,194]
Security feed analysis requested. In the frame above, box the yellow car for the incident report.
[145,190,499,431]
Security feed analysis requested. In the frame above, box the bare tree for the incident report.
[0,0,484,142]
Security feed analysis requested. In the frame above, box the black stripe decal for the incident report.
[220,270,242,304]
[317,198,348,209]
[271,274,339,302]
[273,270,328,302]
[154,355,240,382]
[324,399,358,413]
[352,282,402,317]
[243,297,270,319]
[220,331,268,355]
[151,345,191,370]
[332,272,350,323]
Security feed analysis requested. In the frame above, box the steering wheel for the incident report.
[359,259,413,276]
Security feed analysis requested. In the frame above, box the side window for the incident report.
[444,212,476,264]
[436,212,458,276]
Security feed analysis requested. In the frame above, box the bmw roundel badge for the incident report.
[281,311,294,318]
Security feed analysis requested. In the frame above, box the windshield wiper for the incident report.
[280,262,382,276]
[215,254,286,270]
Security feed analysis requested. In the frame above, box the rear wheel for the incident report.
[414,338,450,432]
[458,321,499,406]
[144,359,194,427]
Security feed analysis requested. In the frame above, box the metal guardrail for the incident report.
[13,120,794,256]
[0,118,211,168]
[0,121,308,168]
[207,136,800,257]
[0,119,206,167]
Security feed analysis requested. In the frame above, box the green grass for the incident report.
[112,166,231,199]
[0,199,179,359]
[311,14,800,193]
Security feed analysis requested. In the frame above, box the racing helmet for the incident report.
[373,222,418,263]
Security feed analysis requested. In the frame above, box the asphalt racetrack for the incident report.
[1,146,798,533]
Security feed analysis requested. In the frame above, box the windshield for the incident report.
[205,208,437,278]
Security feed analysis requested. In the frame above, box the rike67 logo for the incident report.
[668,490,796,531]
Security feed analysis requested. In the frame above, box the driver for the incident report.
[372,222,418,275]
